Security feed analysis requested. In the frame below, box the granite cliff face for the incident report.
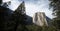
[33,12,49,26]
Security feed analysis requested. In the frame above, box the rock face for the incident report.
[33,12,48,26]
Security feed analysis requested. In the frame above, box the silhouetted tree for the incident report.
[49,0,60,30]
[2,1,11,7]
[12,1,27,31]
[0,0,2,5]
[0,0,13,31]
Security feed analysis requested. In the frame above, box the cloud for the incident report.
[25,0,53,19]
[4,0,53,19]
[8,0,21,10]
[3,0,11,2]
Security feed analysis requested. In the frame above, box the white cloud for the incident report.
[8,0,21,10]
[3,0,53,19]
[25,0,53,19]
[3,0,11,2]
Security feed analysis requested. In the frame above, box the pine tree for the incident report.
[49,0,60,30]
[0,0,13,31]
[0,0,2,5]
[13,1,27,31]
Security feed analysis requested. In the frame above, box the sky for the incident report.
[3,0,53,19]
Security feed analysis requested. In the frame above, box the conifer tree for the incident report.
[49,0,60,30]
[13,1,27,31]
[0,0,2,5]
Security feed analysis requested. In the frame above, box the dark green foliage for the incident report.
[0,6,15,31]
[0,0,2,4]
[16,24,57,31]
[25,24,42,31]
[49,0,60,30]
[12,10,26,31]
[12,1,27,31]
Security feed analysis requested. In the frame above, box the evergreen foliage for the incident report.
[0,0,2,4]
[49,0,60,30]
